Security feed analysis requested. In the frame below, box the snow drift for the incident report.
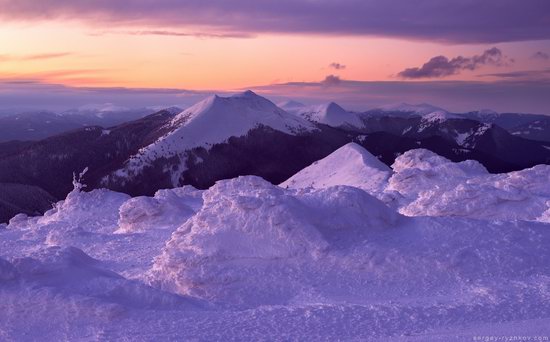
[149,176,398,307]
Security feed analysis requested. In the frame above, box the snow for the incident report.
[164,90,315,153]
[454,130,473,146]
[281,142,391,198]
[283,145,550,222]
[1,146,550,339]
[421,110,460,123]
[388,149,550,221]
[117,186,203,234]
[295,102,364,128]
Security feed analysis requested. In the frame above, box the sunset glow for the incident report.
[1,1,549,112]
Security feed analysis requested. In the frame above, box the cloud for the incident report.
[0,80,211,112]
[532,51,550,60]
[329,63,346,70]
[0,52,72,62]
[398,48,511,79]
[0,1,548,43]
[479,68,550,80]
[321,75,342,86]
[97,30,253,39]
[2,77,550,116]
[255,78,550,114]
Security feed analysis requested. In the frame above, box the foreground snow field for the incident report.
[1,145,550,340]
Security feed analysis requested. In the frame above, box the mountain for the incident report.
[281,142,391,195]
[365,104,550,143]
[2,155,550,339]
[0,183,56,223]
[102,90,318,190]
[462,110,550,143]
[0,110,176,200]
[358,113,550,168]
[509,118,550,143]
[366,102,448,117]
[277,100,306,113]
[0,106,180,143]
[0,91,549,223]
[0,111,85,142]
[293,102,363,129]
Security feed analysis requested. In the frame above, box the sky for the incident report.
[0,0,550,113]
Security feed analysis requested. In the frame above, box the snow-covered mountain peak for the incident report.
[421,110,460,123]
[281,142,391,194]
[170,91,314,132]
[374,102,448,116]
[230,89,259,98]
[109,92,317,183]
[322,102,347,116]
[297,102,363,128]
[278,100,306,113]
[466,109,500,122]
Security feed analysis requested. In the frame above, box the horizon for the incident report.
[1,1,550,114]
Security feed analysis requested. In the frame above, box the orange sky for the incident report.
[1,21,544,90]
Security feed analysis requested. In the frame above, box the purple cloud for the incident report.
[329,63,346,70]
[479,68,550,80]
[398,48,511,79]
[532,51,550,60]
[256,79,550,114]
[0,1,548,43]
[321,75,342,86]
[2,77,550,116]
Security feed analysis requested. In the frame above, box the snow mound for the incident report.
[391,148,487,175]
[20,188,131,234]
[149,176,398,307]
[297,102,363,128]
[281,142,391,197]
[11,246,118,283]
[4,246,201,316]
[388,149,550,220]
[117,186,203,234]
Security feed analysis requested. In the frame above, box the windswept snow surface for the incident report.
[2,147,550,340]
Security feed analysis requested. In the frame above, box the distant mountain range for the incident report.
[0,91,549,222]
[0,105,182,143]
